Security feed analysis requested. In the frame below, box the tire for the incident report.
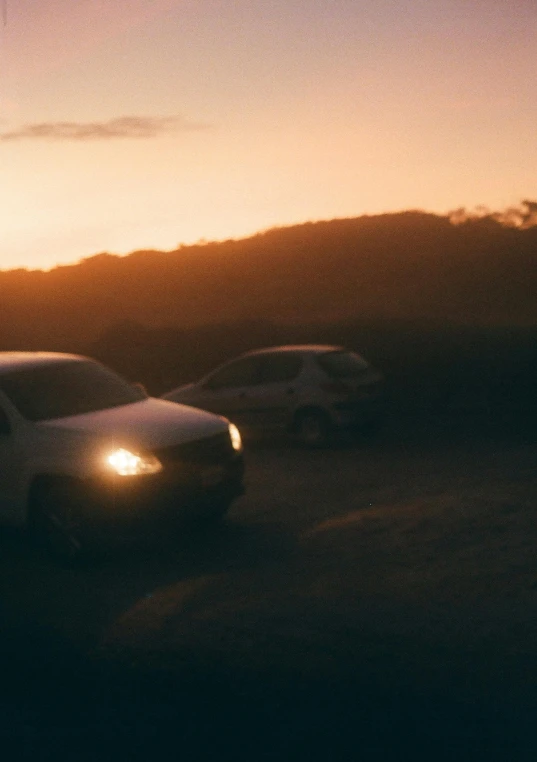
[293,409,331,448]
[29,484,92,564]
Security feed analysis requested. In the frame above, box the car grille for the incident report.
[155,430,234,466]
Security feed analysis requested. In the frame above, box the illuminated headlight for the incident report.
[106,448,162,476]
[228,423,242,452]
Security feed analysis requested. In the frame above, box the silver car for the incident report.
[0,352,244,561]
[162,345,384,446]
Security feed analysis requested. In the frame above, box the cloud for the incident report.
[0,115,210,141]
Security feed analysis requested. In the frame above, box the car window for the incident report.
[203,357,263,390]
[258,354,303,384]
[0,360,146,421]
[317,351,370,378]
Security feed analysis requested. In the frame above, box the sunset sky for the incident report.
[1,0,536,270]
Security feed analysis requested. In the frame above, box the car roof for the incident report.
[0,352,87,376]
[241,344,345,357]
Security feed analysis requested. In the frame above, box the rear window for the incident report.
[317,351,370,378]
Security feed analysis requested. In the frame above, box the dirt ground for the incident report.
[1,416,537,759]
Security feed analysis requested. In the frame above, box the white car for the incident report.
[0,352,244,561]
[163,345,384,446]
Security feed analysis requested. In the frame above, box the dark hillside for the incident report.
[2,211,537,352]
[2,210,537,424]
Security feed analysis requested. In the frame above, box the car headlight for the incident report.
[228,423,242,452]
[105,448,162,476]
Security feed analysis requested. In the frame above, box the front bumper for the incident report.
[83,433,245,533]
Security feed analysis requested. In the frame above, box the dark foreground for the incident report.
[4,638,535,762]
[1,414,537,761]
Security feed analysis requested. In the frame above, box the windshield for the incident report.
[317,350,371,378]
[0,360,146,421]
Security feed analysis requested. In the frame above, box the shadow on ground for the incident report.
[0,516,296,647]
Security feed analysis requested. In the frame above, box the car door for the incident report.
[195,355,265,427]
[236,353,304,430]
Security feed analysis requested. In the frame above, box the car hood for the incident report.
[39,397,229,449]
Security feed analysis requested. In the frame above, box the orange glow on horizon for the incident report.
[1,0,535,270]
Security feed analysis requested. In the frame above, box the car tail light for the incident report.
[320,380,353,395]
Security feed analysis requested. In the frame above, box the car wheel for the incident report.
[29,484,91,564]
[293,409,331,448]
